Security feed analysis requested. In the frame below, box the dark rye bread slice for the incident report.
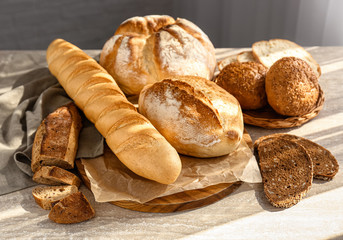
[33,166,81,187]
[257,137,313,208]
[255,133,339,180]
[48,191,95,224]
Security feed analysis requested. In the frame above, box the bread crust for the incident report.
[31,103,82,172]
[32,185,78,210]
[216,62,268,110]
[255,133,339,180]
[99,15,216,95]
[252,38,321,77]
[33,166,81,187]
[138,76,244,158]
[48,192,95,224]
[265,57,319,116]
[256,137,313,208]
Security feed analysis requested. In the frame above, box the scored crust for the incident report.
[257,137,313,208]
[138,75,243,158]
[100,15,216,95]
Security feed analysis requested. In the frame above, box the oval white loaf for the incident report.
[138,76,244,158]
[99,15,216,95]
[46,38,182,184]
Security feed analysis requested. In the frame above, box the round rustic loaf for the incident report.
[216,62,268,110]
[99,15,216,95]
[138,76,244,158]
[265,57,319,116]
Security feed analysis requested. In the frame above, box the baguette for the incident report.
[46,39,182,184]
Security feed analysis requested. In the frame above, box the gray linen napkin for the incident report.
[0,67,104,195]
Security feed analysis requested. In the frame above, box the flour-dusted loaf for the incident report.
[33,166,81,187]
[256,137,313,208]
[46,39,181,184]
[216,62,268,110]
[99,15,216,95]
[48,191,95,224]
[252,39,321,77]
[31,103,82,172]
[265,57,320,116]
[255,133,339,181]
[32,185,78,210]
[138,76,244,158]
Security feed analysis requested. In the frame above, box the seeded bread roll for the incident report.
[138,76,244,158]
[99,15,216,95]
[216,62,268,110]
[252,39,321,77]
[217,54,238,71]
[256,137,313,208]
[265,57,320,116]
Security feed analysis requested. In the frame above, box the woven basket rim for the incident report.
[243,85,325,129]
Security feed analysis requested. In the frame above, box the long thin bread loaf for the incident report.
[46,39,181,184]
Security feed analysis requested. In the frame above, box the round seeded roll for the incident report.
[265,57,319,116]
[216,62,268,110]
[138,76,244,158]
[100,15,216,95]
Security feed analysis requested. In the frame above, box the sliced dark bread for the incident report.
[294,138,339,180]
[48,191,95,224]
[255,133,339,180]
[32,185,78,210]
[257,137,313,208]
[33,166,81,187]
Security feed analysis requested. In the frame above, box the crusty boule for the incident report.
[216,62,268,110]
[265,57,319,116]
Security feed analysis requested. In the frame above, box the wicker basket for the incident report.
[243,85,325,129]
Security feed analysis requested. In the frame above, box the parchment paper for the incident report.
[81,132,262,203]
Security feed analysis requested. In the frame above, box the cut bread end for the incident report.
[32,185,79,210]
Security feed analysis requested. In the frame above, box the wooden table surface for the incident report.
[0,47,342,239]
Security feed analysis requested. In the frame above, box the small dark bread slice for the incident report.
[48,191,95,224]
[255,133,339,180]
[32,185,78,210]
[294,138,338,180]
[257,137,313,208]
[33,166,81,187]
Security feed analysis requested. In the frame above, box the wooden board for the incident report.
[76,130,253,213]
[76,159,241,213]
